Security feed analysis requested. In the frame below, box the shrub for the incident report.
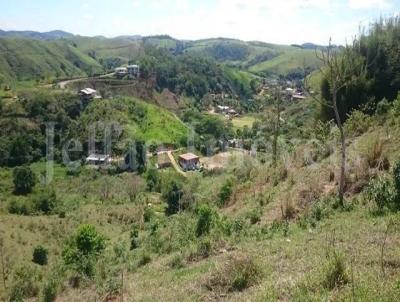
[137,251,151,267]
[162,177,183,215]
[8,199,33,215]
[394,161,400,194]
[130,224,140,250]
[13,166,36,195]
[32,245,48,266]
[322,251,348,290]
[8,264,41,301]
[196,238,212,259]
[196,205,215,237]
[41,275,59,302]
[366,176,396,211]
[376,98,391,115]
[218,179,233,207]
[344,110,373,137]
[393,161,400,208]
[206,254,261,293]
[62,224,106,277]
[33,190,57,214]
[143,205,155,223]
[247,208,262,224]
[168,253,185,269]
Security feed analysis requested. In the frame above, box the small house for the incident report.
[115,67,128,77]
[216,105,230,114]
[79,88,99,101]
[86,154,111,166]
[178,153,200,171]
[157,152,171,169]
[127,65,140,78]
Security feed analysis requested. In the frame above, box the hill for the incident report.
[0,29,74,40]
[0,38,103,83]
[0,33,323,86]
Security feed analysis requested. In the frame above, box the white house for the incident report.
[115,67,128,77]
[86,154,111,166]
[79,88,100,101]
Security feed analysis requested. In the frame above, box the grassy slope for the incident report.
[81,97,188,145]
[0,38,103,83]
[125,98,188,144]
[249,48,321,76]
[1,117,400,301]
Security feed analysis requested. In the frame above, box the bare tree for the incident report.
[272,87,283,166]
[305,38,367,206]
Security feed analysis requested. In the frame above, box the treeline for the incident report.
[320,17,400,121]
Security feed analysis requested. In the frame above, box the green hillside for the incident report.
[0,38,103,83]
[249,48,322,76]
[79,97,188,146]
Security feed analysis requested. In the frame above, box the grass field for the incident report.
[249,49,322,76]
[231,115,257,129]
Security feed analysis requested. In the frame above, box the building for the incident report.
[157,152,171,169]
[115,67,128,77]
[178,153,200,171]
[79,88,99,101]
[215,105,230,114]
[127,65,140,78]
[86,154,111,166]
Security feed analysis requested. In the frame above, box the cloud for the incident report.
[348,0,392,9]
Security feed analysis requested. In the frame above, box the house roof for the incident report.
[86,154,110,161]
[179,153,199,161]
[127,65,139,68]
[80,88,97,95]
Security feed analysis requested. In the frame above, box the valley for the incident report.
[1,15,400,302]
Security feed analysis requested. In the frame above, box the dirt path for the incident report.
[166,151,187,178]
[57,72,116,89]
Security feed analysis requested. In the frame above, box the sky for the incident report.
[1,0,399,44]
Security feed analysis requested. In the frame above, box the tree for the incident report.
[163,178,183,215]
[13,166,36,195]
[305,39,367,206]
[196,205,215,237]
[62,224,106,277]
[32,245,48,266]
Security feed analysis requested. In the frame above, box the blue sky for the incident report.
[1,0,399,44]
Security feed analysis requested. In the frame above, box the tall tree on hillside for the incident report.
[306,39,367,206]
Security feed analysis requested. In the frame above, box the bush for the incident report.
[41,275,59,302]
[33,190,57,214]
[218,179,233,207]
[8,199,33,215]
[196,205,215,237]
[32,245,48,266]
[130,224,140,250]
[366,176,396,211]
[344,110,373,137]
[13,166,36,195]
[376,98,391,115]
[206,254,261,293]
[247,208,262,224]
[9,264,41,301]
[168,253,185,269]
[137,251,151,267]
[62,224,106,277]
[322,251,348,290]
[162,177,183,215]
